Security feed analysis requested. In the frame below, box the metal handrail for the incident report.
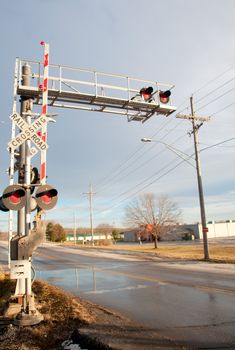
[16,58,176,122]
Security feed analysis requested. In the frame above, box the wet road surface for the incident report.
[1,242,235,349]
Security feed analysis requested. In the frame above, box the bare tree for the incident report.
[124,193,182,248]
[95,223,114,238]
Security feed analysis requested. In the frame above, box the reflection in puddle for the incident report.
[85,284,148,295]
[37,266,143,298]
[46,277,65,283]
[37,266,114,295]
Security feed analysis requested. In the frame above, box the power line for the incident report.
[200,137,235,152]
[95,155,193,217]
[195,77,235,105]
[95,66,235,198]
[96,145,194,212]
[96,111,235,212]
[95,104,235,216]
[210,101,235,117]
[95,90,202,191]
[195,87,235,113]
[192,64,235,95]
[95,116,183,192]
[97,131,192,194]
[96,136,235,217]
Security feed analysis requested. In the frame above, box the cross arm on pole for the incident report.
[176,114,210,122]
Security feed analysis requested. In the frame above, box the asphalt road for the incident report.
[1,241,235,349]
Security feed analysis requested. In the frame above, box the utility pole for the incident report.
[177,96,210,260]
[73,212,77,245]
[83,184,96,246]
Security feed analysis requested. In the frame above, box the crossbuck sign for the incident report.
[8,113,49,151]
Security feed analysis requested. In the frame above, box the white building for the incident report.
[184,220,235,239]
[123,221,235,242]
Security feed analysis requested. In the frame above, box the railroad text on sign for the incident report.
[8,113,49,151]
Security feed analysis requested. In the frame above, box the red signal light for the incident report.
[159,90,171,104]
[140,87,153,102]
[41,192,52,204]
[1,185,26,211]
[9,191,22,204]
[35,185,58,210]
[40,189,57,204]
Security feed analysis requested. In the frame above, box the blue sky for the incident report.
[0,0,235,230]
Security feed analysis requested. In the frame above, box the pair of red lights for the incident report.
[139,87,171,104]
[0,185,58,212]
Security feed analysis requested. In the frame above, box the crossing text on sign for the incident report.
[8,113,49,151]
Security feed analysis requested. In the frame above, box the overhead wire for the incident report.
[94,117,230,218]
[95,136,235,217]
[96,130,192,194]
[93,64,235,218]
[95,114,184,191]
[94,89,197,191]
[194,77,235,105]
[96,119,185,193]
[210,101,235,117]
[95,155,193,216]
[95,64,235,192]
[195,87,235,113]
[95,141,195,214]
[95,112,181,184]
[192,63,235,95]
[200,137,235,152]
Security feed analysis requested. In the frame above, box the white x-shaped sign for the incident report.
[8,113,49,151]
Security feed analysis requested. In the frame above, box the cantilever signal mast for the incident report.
[16,59,177,122]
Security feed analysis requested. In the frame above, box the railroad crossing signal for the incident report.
[5,43,177,326]
[8,113,49,151]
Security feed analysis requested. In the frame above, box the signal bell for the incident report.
[35,184,58,210]
[159,90,171,104]
[0,185,26,211]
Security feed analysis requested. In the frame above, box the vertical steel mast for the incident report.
[39,42,49,185]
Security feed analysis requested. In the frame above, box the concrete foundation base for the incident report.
[13,310,43,326]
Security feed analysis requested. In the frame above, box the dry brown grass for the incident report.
[70,242,235,263]
[0,274,97,350]
[155,244,235,262]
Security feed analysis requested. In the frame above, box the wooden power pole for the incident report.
[83,184,96,246]
[177,96,210,260]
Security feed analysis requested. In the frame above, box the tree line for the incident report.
[45,193,182,247]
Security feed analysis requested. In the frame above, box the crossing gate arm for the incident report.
[16,59,177,122]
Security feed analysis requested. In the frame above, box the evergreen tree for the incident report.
[46,222,54,241]
[53,224,66,242]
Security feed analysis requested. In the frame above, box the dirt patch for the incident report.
[0,274,193,350]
